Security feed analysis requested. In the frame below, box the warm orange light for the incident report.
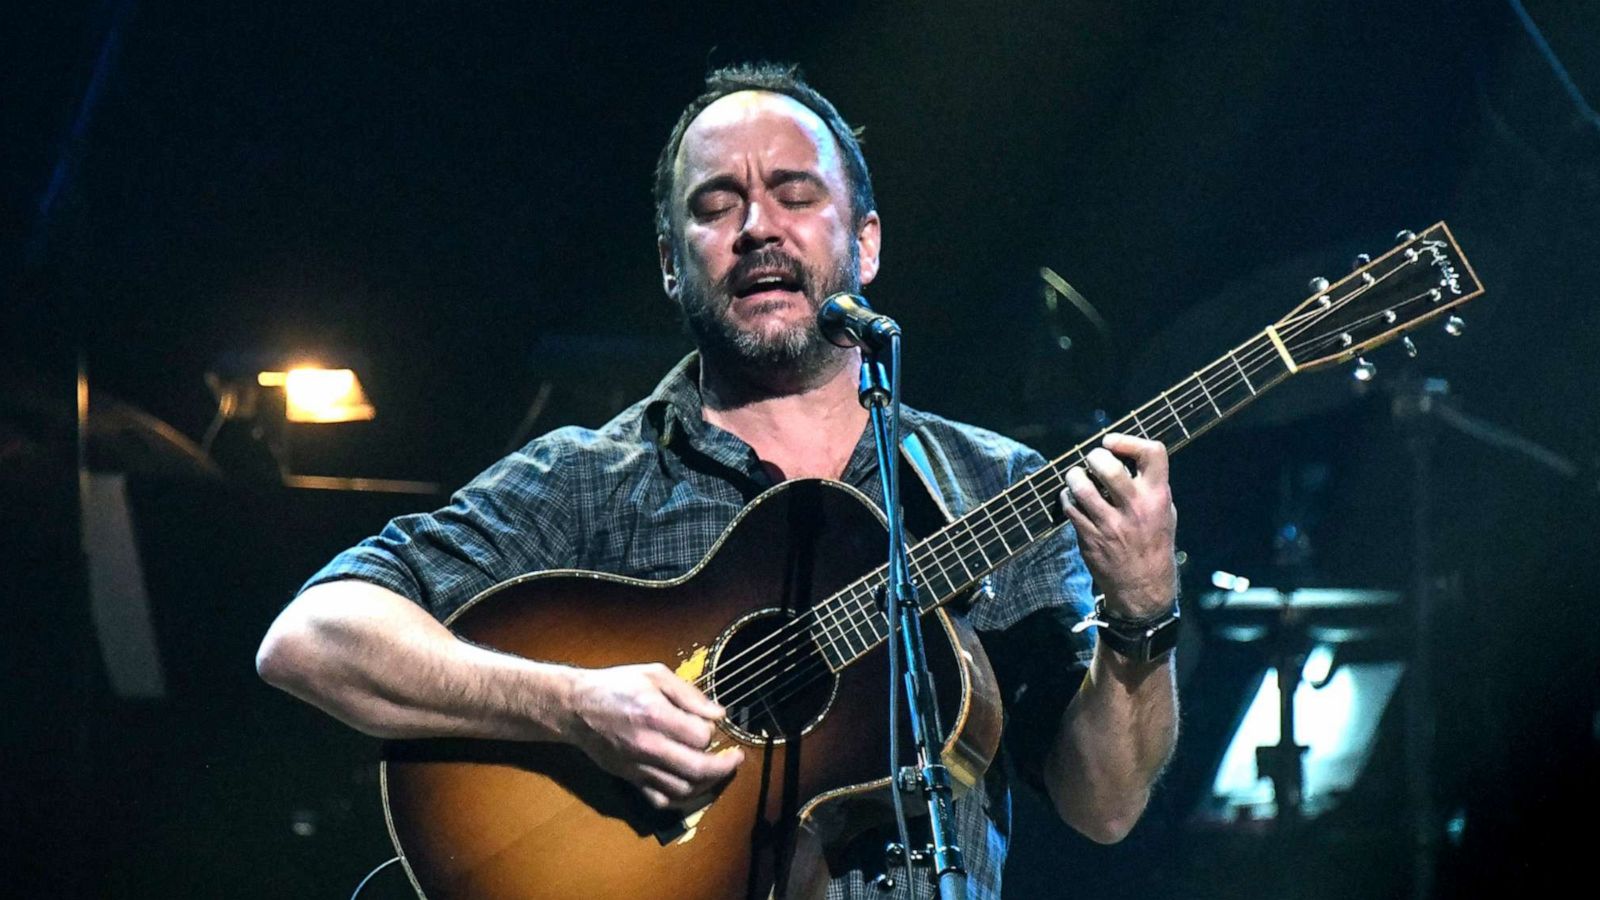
[257,367,375,423]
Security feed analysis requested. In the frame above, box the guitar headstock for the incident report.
[1274,222,1484,373]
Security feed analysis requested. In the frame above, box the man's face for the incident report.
[661,90,881,377]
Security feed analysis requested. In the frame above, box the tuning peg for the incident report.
[1403,336,1418,358]
[1353,357,1377,382]
[1395,229,1417,243]
[1444,315,1465,337]
[1309,276,1330,294]
[1352,253,1372,270]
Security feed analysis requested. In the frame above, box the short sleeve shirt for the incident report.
[303,354,1096,898]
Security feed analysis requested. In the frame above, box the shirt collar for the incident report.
[641,350,932,488]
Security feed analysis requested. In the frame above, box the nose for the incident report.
[733,196,781,253]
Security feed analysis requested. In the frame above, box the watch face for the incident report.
[1104,615,1180,662]
[1148,617,1181,658]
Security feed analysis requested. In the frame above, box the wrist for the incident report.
[1080,595,1181,665]
[538,663,589,745]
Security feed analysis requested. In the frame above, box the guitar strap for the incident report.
[899,430,961,521]
[900,430,996,614]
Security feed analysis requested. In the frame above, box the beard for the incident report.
[674,241,860,384]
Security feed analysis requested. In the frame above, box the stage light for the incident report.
[1302,643,1336,687]
[203,354,435,494]
[1194,587,1406,824]
[1203,661,1404,820]
[1211,569,1252,592]
[256,367,375,423]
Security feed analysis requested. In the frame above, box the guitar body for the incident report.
[382,478,1004,900]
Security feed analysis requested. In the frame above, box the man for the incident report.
[257,63,1179,897]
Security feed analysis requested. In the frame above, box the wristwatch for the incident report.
[1088,599,1181,664]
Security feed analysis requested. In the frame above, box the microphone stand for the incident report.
[857,335,967,900]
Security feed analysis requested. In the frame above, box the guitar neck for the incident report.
[810,220,1482,674]
[811,330,1298,671]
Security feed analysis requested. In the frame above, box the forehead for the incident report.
[675,90,847,188]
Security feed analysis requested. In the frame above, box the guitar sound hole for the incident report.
[709,609,839,744]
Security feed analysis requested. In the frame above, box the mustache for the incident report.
[718,247,809,298]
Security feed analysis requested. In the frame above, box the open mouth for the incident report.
[733,273,804,300]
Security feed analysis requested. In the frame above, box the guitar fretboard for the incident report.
[807,331,1297,671]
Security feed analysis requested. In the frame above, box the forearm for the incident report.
[256,579,578,742]
[1043,644,1179,843]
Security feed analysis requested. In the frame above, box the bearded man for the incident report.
[258,62,1180,898]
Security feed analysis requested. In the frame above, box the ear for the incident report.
[657,235,680,301]
[855,211,882,287]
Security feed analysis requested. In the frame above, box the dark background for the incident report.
[4,1,1598,897]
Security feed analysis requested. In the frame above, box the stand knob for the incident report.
[1309,276,1330,293]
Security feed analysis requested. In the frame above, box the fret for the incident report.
[1228,348,1257,395]
[1129,406,1151,441]
[1194,372,1223,417]
[947,525,985,573]
[1029,475,1068,527]
[1210,358,1261,419]
[815,605,851,670]
[849,602,882,653]
[1004,488,1038,542]
[812,601,843,652]
[908,559,940,604]
[985,508,1016,556]
[1159,390,1191,439]
[913,546,953,602]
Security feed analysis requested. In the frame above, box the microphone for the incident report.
[818,293,901,351]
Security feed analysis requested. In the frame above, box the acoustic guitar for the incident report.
[381,223,1482,898]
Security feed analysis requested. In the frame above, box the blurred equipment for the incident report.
[205,354,436,495]
[1195,587,1405,824]
[1009,268,1118,445]
[506,335,692,450]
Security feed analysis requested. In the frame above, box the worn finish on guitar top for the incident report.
[382,478,1004,900]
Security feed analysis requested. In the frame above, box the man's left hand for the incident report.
[1058,433,1177,620]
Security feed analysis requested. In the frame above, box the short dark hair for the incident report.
[652,62,876,242]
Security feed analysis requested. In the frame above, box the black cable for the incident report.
[882,334,917,898]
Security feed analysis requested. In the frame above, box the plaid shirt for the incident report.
[305,354,1095,898]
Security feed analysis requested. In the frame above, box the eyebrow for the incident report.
[766,169,829,193]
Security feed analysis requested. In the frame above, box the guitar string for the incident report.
[693,261,1445,714]
[697,330,1312,712]
[702,282,1454,729]
[694,284,1397,710]
[697,306,1330,703]
[700,318,1346,710]
[692,332,1299,698]
[703,279,1456,726]
[707,280,1459,743]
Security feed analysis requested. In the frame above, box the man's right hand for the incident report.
[258,583,746,811]
[564,663,746,811]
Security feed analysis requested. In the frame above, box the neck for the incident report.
[699,347,869,480]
